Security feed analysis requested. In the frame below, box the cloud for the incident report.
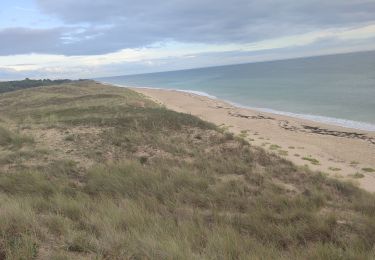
[0,0,371,56]
[2,33,374,80]
[0,27,63,55]
[0,0,374,79]
[36,0,375,28]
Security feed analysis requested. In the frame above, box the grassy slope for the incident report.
[0,80,374,259]
[0,79,72,94]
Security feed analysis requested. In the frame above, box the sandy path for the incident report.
[130,87,375,193]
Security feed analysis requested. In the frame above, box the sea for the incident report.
[97,51,375,131]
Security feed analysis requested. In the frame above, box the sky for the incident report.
[0,0,375,80]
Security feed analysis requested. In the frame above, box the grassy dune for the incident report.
[0,79,72,94]
[0,80,374,259]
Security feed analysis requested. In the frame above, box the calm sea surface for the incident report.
[98,51,375,131]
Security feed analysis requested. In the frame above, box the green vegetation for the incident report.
[328,167,341,172]
[350,172,365,179]
[362,167,375,173]
[278,150,288,156]
[0,126,34,149]
[0,80,374,259]
[64,134,76,142]
[269,144,281,150]
[302,156,320,165]
[0,78,72,94]
[239,130,248,138]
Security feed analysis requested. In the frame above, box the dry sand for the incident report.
[130,87,375,193]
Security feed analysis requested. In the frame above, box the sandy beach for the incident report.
[130,87,375,193]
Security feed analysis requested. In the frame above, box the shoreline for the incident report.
[123,85,375,193]
[100,82,375,132]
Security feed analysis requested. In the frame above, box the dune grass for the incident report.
[302,156,320,165]
[0,126,34,149]
[269,144,281,150]
[0,80,373,259]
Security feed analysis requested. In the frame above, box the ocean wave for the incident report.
[173,89,218,99]
[99,81,375,132]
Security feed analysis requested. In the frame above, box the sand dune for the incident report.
[131,87,375,193]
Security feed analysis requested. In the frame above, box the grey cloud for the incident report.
[36,0,375,55]
[0,67,40,80]
[2,35,374,80]
[0,27,64,55]
[2,0,375,56]
[96,36,375,77]
[36,0,375,26]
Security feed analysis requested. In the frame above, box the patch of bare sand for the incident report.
[131,87,375,193]
[22,126,107,170]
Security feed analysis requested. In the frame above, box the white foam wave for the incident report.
[173,89,218,99]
